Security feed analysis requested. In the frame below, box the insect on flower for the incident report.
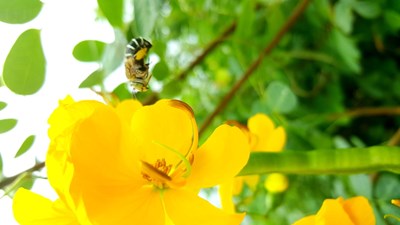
[125,37,153,92]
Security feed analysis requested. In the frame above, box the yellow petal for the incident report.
[48,99,103,140]
[315,198,354,225]
[81,186,165,225]
[342,196,375,225]
[115,99,142,125]
[130,100,198,170]
[247,113,286,152]
[219,180,236,213]
[13,188,79,225]
[392,199,400,207]
[164,189,245,225]
[187,124,250,188]
[292,215,315,225]
[70,105,141,184]
[264,173,288,193]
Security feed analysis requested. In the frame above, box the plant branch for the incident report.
[327,107,400,120]
[0,162,45,189]
[199,0,311,136]
[144,21,237,105]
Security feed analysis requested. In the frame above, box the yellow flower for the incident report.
[219,114,287,212]
[292,196,376,225]
[48,98,250,225]
[13,96,95,225]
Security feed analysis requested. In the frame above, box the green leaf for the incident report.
[0,0,43,24]
[384,10,400,32]
[133,0,161,37]
[334,0,354,34]
[15,135,35,158]
[0,154,3,175]
[3,29,46,95]
[0,119,17,134]
[112,83,132,101]
[0,101,6,111]
[329,29,361,73]
[79,69,105,88]
[101,29,126,75]
[97,0,123,28]
[239,146,400,176]
[152,60,169,81]
[73,40,106,62]
[352,0,381,19]
[266,81,298,113]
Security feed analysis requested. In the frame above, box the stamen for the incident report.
[152,141,192,178]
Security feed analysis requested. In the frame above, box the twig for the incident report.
[144,21,237,105]
[388,127,400,146]
[198,0,311,136]
[0,162,45,189]
[327,107,400,120]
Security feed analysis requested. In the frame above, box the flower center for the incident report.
[141,154,194,189]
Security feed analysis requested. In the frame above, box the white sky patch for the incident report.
[0,0,116,223]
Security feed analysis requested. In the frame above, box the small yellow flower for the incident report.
[292,196,376,225]
[47,98,250,225]
[219,113,287,212]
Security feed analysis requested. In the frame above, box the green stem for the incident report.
[239,146,400,176]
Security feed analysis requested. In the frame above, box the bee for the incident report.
[125,37,152,92]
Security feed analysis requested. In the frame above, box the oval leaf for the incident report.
[73,40,106,62]
[112,83,133,101]
[15,135,35,158]
[97,0,123,28]
[3,29,46,95]
[0,0,43,24]
[267,81,298,113]
[79,69,105,88]
[133,0,161,37]
[0,119,17,134]
[152,60,169,81]
[0,101,6,111]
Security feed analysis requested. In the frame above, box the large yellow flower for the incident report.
[292,196,376,225]
[47,98,250,225]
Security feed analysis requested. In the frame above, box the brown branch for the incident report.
[176,21,237,81]
[0,162,45,189]
[143,21,237,105]
[388,127,400,146]
[327,107,400,120]
[198,0,311,136]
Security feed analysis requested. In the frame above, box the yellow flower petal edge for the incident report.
[187,124,250,188]
[164,189,245,225]
[292,196,376,225]
[342,196,376,225]
[392,199,400,207]
[12,188,81,225]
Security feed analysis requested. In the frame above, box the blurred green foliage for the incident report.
[1,0,400,224]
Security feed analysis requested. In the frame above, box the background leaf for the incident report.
[267,81,298,113]
[14,135,35,158]
[133,0,161,37]
[97,0,123,28]
[2,29,46,95]
[73,40,106,62]
[0,119,17,134]
[0,102,6,111]
[79,69,105,88]
[0,0,43,24]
